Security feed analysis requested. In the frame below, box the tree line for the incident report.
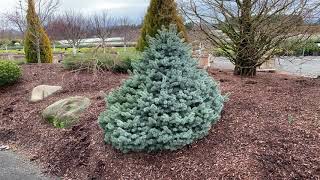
[2,0,141,56]
[1,0,320,76]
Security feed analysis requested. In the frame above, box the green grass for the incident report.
[0,47,140,71]
[0,59,26,65]
[0,47,137,55]
[0,49,24,54]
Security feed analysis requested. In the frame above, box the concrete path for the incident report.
[0,150,50,180]
[211,56,320,78]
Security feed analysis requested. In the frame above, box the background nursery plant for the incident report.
[0,60,22,86]
[99,26,225,153]
[136,0,188,51]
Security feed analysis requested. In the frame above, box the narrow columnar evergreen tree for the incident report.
[136,0,188,51]
[24,0,53,63]
[99,26,224,153]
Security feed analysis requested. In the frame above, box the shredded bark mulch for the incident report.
[0,64,320,179]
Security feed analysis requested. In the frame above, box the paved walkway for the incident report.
[0,150,50,180]
[211,56,320,78]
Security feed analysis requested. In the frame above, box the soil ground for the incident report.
[0,64,320,179]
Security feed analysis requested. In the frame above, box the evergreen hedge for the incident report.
[99,26,224,153]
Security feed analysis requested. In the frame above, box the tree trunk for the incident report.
[234,44,257,76]
[234,0,256,77]
[234,63,256,76]
[124,36,127,52]
[234,46,257,76]
[72,45,77,56]
[102,40,106,54]
[36,37,41,64]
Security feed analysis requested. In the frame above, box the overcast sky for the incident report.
[0,0,150,21]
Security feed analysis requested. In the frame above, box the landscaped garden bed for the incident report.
[1,64,319,179]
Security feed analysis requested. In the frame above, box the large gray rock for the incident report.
[31,85,62,102]
[42,96,91,128]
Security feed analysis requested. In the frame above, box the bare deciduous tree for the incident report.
[90,11,116,53]
[3,0,60,35]
[46,16,66,46]
[0,20,13,52]
[36,0,60,25]
[181,0,320,76]
[117,17,139,50]
[59,11,89,55]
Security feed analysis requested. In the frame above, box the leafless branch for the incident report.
[3,0,60,35]
[180,0,320,76]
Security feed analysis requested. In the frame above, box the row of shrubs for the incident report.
[62,51,141,73]
[212,40,320,57]
[0,49,139,87]
[278,40,320,56]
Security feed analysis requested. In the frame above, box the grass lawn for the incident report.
[0,47,137,55]
[0,64,319,179]
[0,49,24,54]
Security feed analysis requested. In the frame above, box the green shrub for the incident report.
[13,59,27,65]
[0,59,26,65]
[13,59,26,65]
[298,40,320,56]
[98,26,225,153]
[0,60,22,86]
[113,51,141,73]
[110,58,132,73]
[63,53,98,71]
[63,52,140,73]
[118,51,141,62]
[278,39,320,56]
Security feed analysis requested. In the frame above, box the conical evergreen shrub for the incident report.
[136,0,188,51]
[24,0,53,63]
[99,26,224,153]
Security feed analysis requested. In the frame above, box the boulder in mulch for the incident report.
[0,145,10,151]
[30,85,62,102]
[42,96,91,128]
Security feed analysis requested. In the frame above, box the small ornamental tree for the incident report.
[136,0,188,51]
[24,0,53,63]
[99,26,224,153]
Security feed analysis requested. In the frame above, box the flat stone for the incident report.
[0,145,10,151]
[31,85,62,102]
[42,96,91,128]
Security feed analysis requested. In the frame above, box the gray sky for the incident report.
[0,0,150,21]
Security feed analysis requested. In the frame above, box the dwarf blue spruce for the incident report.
[99,26,224,153]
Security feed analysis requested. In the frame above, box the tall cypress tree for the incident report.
[25,0,53,63]
[136,0,188,51]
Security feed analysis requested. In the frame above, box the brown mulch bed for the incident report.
[1,64,320,179]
